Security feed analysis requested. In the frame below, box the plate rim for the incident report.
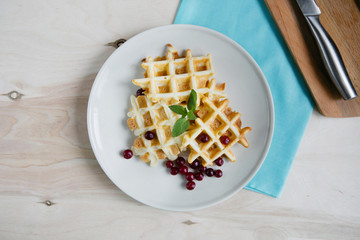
[87,24,275,211]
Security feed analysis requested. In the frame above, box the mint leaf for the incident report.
[187,89,197,112]
[172,117,190,137]
[187,111,197,120]
[169,89,198,137]
[169,105,187,117]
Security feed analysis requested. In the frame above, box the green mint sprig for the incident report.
[169,89,197,137]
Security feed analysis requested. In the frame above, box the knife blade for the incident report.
[296,0,357,100]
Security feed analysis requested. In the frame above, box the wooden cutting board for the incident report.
[264,0,360,117]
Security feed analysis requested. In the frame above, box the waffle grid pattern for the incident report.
[182,97,251,166]
[132,45,226,105]
[127,95,183,166]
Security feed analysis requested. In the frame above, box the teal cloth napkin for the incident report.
[175,0,314,197]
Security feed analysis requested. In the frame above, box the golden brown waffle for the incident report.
[132,44,226,105]
[127,95,185,166]
[182,97,251,166]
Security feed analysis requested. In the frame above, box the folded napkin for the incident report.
[175,0,313,197]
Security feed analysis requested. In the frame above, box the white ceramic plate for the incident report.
[87,24,274,211]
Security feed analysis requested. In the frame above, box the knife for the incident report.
[296,0,357,100]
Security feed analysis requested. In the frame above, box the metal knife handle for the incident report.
[306,15,357,100]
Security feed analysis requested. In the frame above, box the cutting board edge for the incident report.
[264,0,360,118]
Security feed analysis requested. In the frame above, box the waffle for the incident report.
[182,97,251,166]
[132,44,227,105]
[127,95,185,166]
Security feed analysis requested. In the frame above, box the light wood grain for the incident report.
[265,0,360,117]
[1,0,360,239]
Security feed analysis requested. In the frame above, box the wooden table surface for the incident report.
[1,1,359,239]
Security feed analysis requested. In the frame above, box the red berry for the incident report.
[220,136,230,145]
[214,157,224,166]
[198,166,207,173]
[199,133,209,143]
[195,172,204,181]
[215,169,223,178]
[186,181,196,190]
[176,157,186,166]
[190,159,200,169]
[144,131,155,140]
[185,172,195,181]
[136,88,145,96]
[170,167,179,175]
[205,168,214,177]
[179,165,188,175]
[165,160,174,168]
[123,149,133,159]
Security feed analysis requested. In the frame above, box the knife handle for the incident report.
[306,15,357,100]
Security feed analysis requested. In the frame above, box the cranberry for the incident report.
[186,181,196,190]
[199,133,209,143]
[136,88,145,96]
[179,165,188,175]
[214,157,224,166]
[185,172,195,181]
[198,166,207,173]
[123,149,133,159]
[205,168,214,177]
[165,160,174,168]
[215,169,223,178]
[190,159,200,169]
[195,172,204,181]
[220,135,230,145]
[144,131,155,140]
[176,157,186,166]
[170,167,179,175]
